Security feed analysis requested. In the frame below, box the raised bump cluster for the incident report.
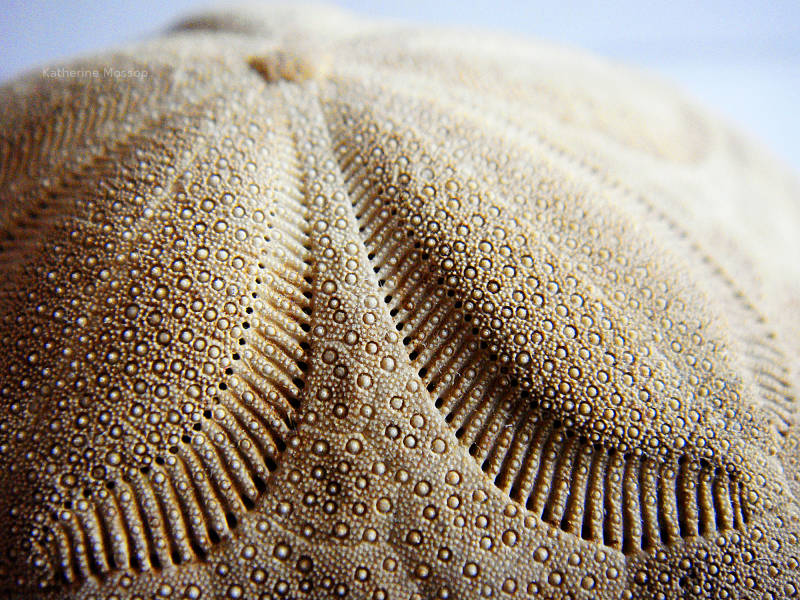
[0,5,798,599]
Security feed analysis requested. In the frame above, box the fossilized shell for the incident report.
[1,5,799,599]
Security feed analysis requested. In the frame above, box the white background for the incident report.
[2,0,799,174]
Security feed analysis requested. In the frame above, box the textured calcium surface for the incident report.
[0,5,799,599]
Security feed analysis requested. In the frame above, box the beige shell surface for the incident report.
[1,5,799,599]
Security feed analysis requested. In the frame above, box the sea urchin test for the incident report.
[1,5,799,599]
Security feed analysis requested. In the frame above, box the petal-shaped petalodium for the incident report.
[1,5,799,599]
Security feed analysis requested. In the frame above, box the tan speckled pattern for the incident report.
[1,5,799,599]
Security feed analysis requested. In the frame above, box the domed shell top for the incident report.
[0,5,799,599]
